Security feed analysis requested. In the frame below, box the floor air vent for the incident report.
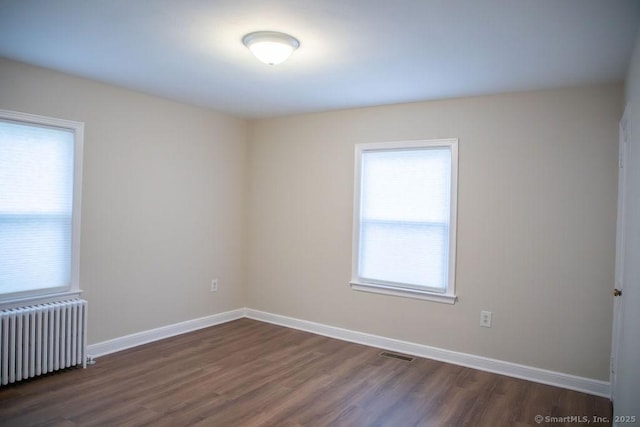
[378,351,414,362]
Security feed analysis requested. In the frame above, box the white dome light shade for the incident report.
[242,31,300,65]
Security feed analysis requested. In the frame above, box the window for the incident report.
[0,110,84,307]
[350,139,458,304]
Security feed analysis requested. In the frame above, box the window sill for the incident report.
[0,290,83,311]
[350,281,457,304]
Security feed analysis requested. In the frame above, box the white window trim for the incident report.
[350,138,458,304]
[0,109,84,310]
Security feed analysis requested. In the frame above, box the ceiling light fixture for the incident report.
[242,31,300,65]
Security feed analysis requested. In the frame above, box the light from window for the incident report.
[0,110,83,305]
[351,139,458,304]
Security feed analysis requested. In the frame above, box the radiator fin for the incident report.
[0,299,87,386]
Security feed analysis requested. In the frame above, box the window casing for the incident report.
[350,139,458,304]
[0,110,84,309]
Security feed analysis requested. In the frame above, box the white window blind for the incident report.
[0,111,83,304]
[351,139,458,303]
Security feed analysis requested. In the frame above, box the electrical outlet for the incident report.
[211,279,218,292]
[480,310,492,328]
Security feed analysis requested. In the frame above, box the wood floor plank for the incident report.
[0,318,611,426]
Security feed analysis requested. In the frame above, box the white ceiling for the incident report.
[0,0,639,119]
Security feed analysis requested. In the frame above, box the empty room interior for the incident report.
[1,0,640,425]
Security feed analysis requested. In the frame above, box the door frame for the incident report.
[611,108,629,401]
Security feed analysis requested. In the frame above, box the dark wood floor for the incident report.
[0,318,611,426]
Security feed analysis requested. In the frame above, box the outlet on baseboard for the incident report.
[480,310,492,328]
[211,279,218,292]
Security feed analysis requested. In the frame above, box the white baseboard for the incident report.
[87,308,246,358]
[245,308,610,398]
[86,306,610,398]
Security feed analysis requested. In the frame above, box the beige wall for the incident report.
[0,56,622,381]
[0,58,248,344]
[247,85,622,380]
